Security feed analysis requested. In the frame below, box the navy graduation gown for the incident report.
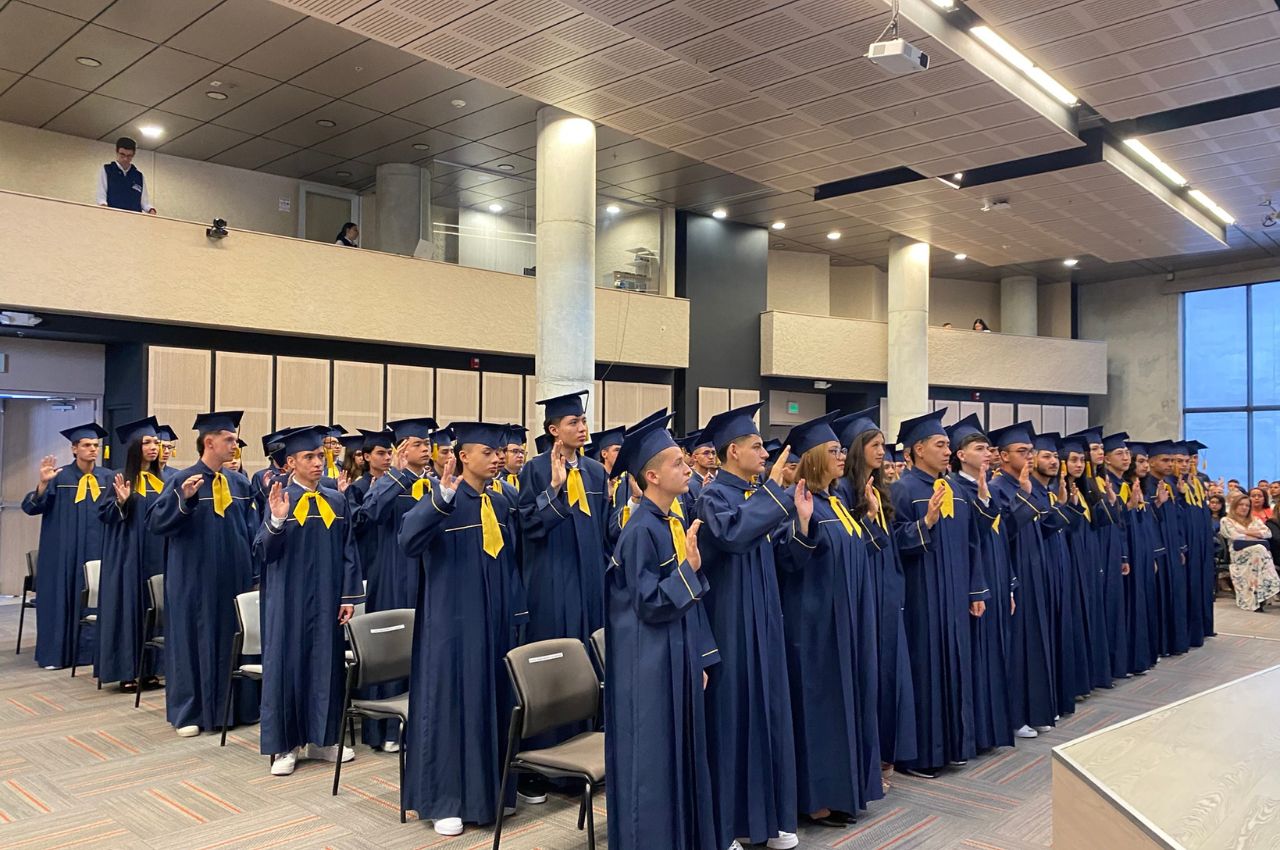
[344,472,378,580]
[148,461,260,730]
[695,471,798,844]
[517,452,609,644]
[891,468,988,769]
[1061,499,1112,691]
[1111,474,1154,675]
[777,488,883,814]
[350,466,429,746]
[605,497,719,850]
[1144,476,1189,655]
[1194,474,1216,637]
[253,482,363,755]
[1179,482,1210,647]
[398,480,527,825]
[22,464,112,669]
[1034,481,1087,715]
[835,478,917,766]
[951,473,1015,751]
[95,473,167,683]
[988,473,1056,730]
[1090,487,1131,680]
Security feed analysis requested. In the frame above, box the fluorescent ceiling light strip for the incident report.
[1123,139,1188,187]
[931,0,956,8]
[1187,189,1236,225]
[1026,67,1078,106]
[971,25,1078,105]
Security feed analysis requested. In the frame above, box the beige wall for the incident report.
[597,209,661,290]
[930,277,1002,329]
[0,338,104,397]
[0,120,304,237]
[767,250,830,315]
[0,191,689,370]
[830,265,885,320]
[761,311,1107,395]
[1039,281,1074,338]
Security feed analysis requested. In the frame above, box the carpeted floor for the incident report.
[1,596,1277,850]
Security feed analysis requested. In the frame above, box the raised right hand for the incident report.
[38,455,59,484]
[112,473,132,505]
[767,445,791,487]
[391,439,409,470]
[1018,460,1032,494]
[550,441,567,490]
[686,519,703,572]
[924,485,945,527]
[180,474,204,499]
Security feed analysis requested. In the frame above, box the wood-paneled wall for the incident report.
[214,352,272,469]
[148,346,210,468]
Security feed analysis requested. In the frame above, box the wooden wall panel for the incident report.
[640,382,672,418]
[1041,404,1066,435]
[435,368,480,424]
[1065,406,1090,434]
[276,356,330,429]
[1018,404,1043,434]
[603,382,642,430]
[482,373,523,425]
[525,375,539,452]
[214,351,273,472]
[591,379,604,431]
[386,365,433,422]
[698,387,730,427]
[147,346,211,468]
[333,361,385,433]
[988,402,1014,431]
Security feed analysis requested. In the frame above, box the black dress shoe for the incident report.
[829,810,858,825]
[903,767,937,779]
[803,813,849,828]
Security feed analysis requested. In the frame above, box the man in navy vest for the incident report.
[96,137,155,214]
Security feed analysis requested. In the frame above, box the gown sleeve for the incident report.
[21,482,53,515]
[621,525,706,625]
[396,486,456,557]
[518,462,574,541]
[148,480,199,536]
[696,480,796,555]
[890,480,933,554]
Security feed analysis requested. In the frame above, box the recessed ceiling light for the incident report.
[205,91,228,100]
[1063,258,1078,267]
[315,119,336,127]
[75,56,101,67]
[771,221,785,230]
[336,170,352,177]
[711,208,727,219]
[451,99,467,108]
[138,125,163,139]
[954,253,967,260]
[496,163,514,171]
[644,198,659,205]
[488,203,503,213]
[827,231,841,240]
[412,143,430,151]
[605,204,620,215]
[952,172,963,181]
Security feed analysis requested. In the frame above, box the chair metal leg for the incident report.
[397,725,407,824]
[584,781,596,850]
[219,634,242,746]
[492,711,522,850]
[15,590,28,655]
[577,791,587,830]
[133,646,146,709]
[332,713,350,797]
[70,618,82,677]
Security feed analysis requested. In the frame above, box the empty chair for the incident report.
[133,574,166,709]
[219,591,262,746]
[589,627,605,678]
[492,638,605,850]
[70,559,101,683]
[344,580,369,666]
[15,549,36,655]
[332,608,415,821]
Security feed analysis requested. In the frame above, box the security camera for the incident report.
[206,218,229,239]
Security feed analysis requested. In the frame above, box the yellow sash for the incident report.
[74,473,101,504]
[671,496,684,520]
[135,471,164,496]
[830,494,863,538]
[933,478,955,519]
[491,478,504,494]
[411,474,432,501]
[292,491,336,528]
[211,472,232,516]
[506,472,520,491]
[481,493,504,558]
[567,467,591,516]
[669,515,687,564]
[1119,481,1131,504]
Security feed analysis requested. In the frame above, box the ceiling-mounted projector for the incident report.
[867,38,929,73]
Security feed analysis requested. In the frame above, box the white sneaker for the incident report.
[728,843,746,850]
[382,740,401,753]
[176,725,200,738]
[1014,725,1039,739]
[1034,725,1052,733]
[516,789,547,804]
[44,665,58,670]
[433,817,463,836]
[270,751,297,776]
[767,832,799,850]
[306,743,354,763]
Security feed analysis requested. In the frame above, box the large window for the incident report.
[1184,281,1280,485]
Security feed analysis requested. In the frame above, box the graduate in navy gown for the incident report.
[835,407,918,787]
[891,410,989,777]
[250,432,288,518]
[777,411,882,827]
[1128,444,1166,663]
[1075,428,1130,682]
[1103,434,1154,676]
[96,416,168,686]
[1059,435,1114,692]
[350,417,436,752]
[988,422,1057,738]
[156,424,181,484]
[148,411,260,736]
[22,422,112,670]
[605,413,719,850]
[254,426,364,776]
[947,415,1015,752]
[1172,442,1209,648]
[499,425,528,491]
[1144,441,1190,656]
[345,429,393,582]
[397,422,527,837]
[694,402,799,850]
[1186,441,1216,638]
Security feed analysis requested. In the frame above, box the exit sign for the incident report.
[787,401,800,414]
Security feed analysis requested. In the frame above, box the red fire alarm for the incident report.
[470,357,480,369]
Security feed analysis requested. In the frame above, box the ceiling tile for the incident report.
[96,46,220,107]
[0,75,85,126]
[22,0,114,17]
[358,126,470,163]
[94,0,221,43]
[212,83,330,134]
[100,108,203,144]
[311,113,426,159]
[156,121,252,160]
[210,135,301,170]
[438,140,512,166]
[431,94,539,141]
[155,65,277,121]
[289,38,418,99]
[475,120,536,154]
[0,1,84,74]
[304,158,376,188]
[392,78,519,128]
[263,98,379,146]
[28,24,155,91]
[344,61,471,113]
[0,68,19,94]
[166,0,303,64]
[231,15,364,81]
[257,147,343,179]
[43,92,146,138]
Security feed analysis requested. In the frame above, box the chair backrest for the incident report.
[234,591,262,656]
[505,638,600,739]
[83,560,101,608]
[25,550,37,578]
[147,574,165,632]
[589,628,606,676]
[346,608,415,688]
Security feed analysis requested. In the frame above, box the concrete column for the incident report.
[887,237,930,443]
[1001,274,1038,336]
[535,107,596,420]
[374,163,433,258]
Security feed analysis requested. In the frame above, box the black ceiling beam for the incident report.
[1114,86,1280,138]
[813,166,926,201]
[955,128,1104,188]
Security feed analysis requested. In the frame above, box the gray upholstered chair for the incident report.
[15,549,36,655]
[70,559,101,682]
[219,590,262,746]
[133,574,165,708]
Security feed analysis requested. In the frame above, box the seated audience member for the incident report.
[1227,479,1244,497]
[1250,487,1273,522]
[972,318,991,332]
[96,137,155,214]
[1207,494,1226,534]
[335,223,359,247]
[1219,494,1280,612]
[1269,481,1280,509]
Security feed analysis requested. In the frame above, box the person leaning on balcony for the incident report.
[96,137,155,215]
